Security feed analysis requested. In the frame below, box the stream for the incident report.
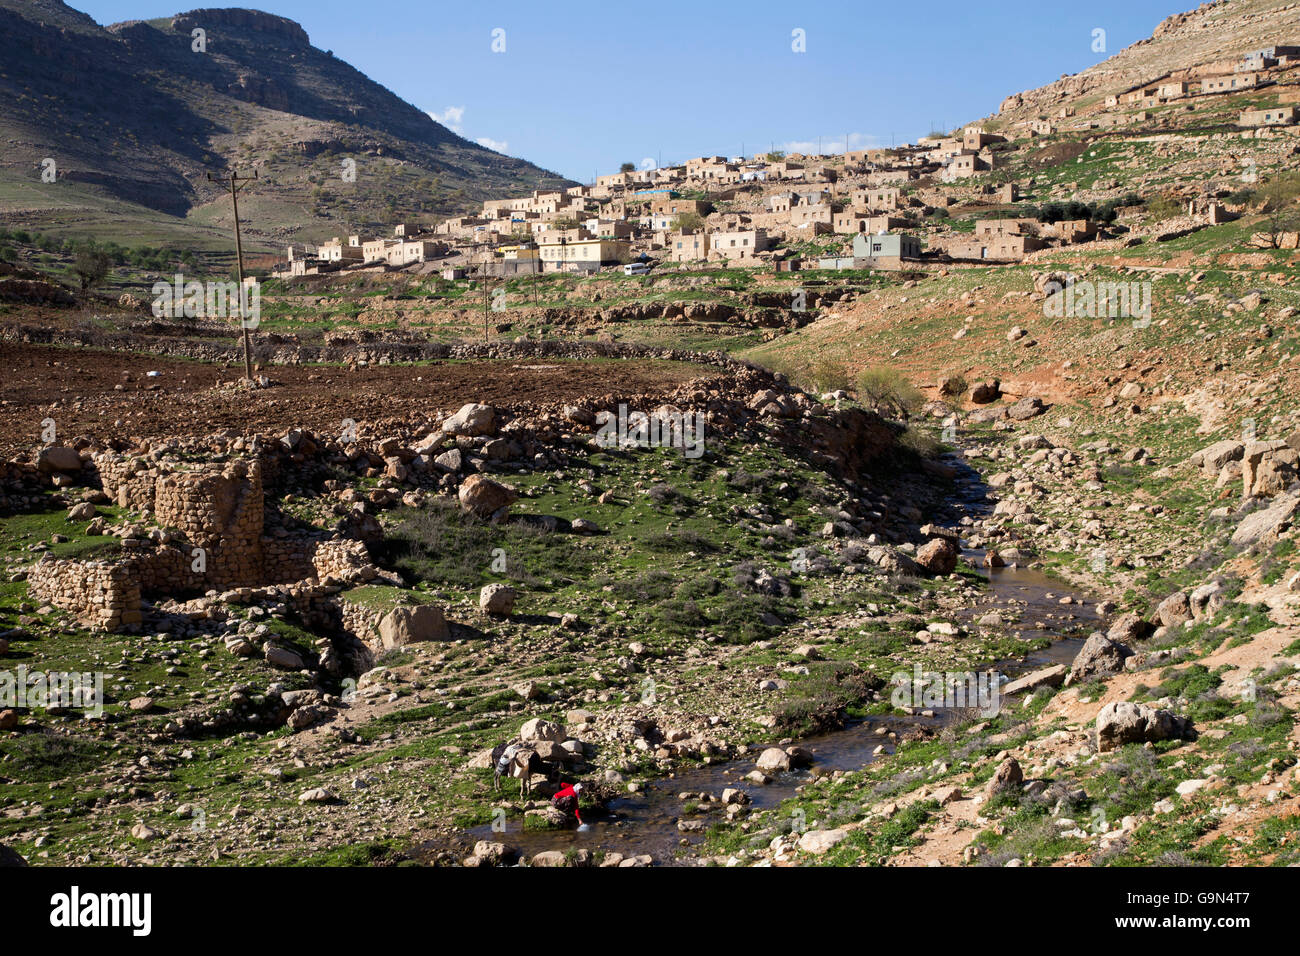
[431,450,1102,864]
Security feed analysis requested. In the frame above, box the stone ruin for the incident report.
[28,454,377,632]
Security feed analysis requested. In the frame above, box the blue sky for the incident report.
[70,0,1186,181]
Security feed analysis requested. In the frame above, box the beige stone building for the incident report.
[539,237,630,272]
[708,228,770,261]
[1239,106,1298,127]
[1202,72,1258,93]
[669,231,710,262]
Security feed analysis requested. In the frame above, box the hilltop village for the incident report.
[274,42,1300,283]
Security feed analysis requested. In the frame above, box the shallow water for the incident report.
[441,563,1096,864]
[430,449,1101,864]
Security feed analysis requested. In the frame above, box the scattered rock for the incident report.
[1095,701,1195,752]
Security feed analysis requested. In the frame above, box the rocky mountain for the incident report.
[990,0,1300,123]
[0,2,572,245]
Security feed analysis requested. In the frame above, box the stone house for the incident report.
[949,233,1043,260]
[649,197,711,218]
[669,230,710,262]
[1239,106,1299,127]
[849,232,922,269]
[318,237,364,263]
[974,218,1037,239]
[1201,72,1258,93]
[708,228,770,261]
[851,186,901,211]
[1046,219,1097,243]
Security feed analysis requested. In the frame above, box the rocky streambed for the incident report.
[423,448,1103,866]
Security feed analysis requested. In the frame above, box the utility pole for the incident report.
[479,239,491,342]
[207,170,259,382]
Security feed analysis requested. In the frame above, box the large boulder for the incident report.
[1095,701,1195,752]
[1003,664,1066,696]
[1006,396,1046,421]
[1066,632,1132,685]
[1154,591,1193,628]
[479,583,517,616]
[1189,581,1226,619]
[458,474,517,519]
[519,718,566,743]
[1230,493,1298,546]
[1106,612,1155,644]
[867,546,923,576]
[0,843,27,867]
[378,604,449,647]
[798,828,849,855]
[756,747,792,772]
[984,757,1024,798]
[37,446,82,474]
[1187,440,1244,477]
[442,403,497,437]
[915,537,959,576]
[265,646,305,670]
[1242,440,1299,498]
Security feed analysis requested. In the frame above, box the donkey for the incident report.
[491,741,542,797]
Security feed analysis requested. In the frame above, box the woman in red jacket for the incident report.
[551,782,584,826]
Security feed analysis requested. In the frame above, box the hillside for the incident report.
[0,2,573,250]
[990,0,1300,124]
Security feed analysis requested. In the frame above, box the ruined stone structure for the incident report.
[29,558,142,631]
[30,455,376,631]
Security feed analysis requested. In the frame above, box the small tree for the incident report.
[619,162,636,173]
[765,150,786,162]
[1258,171,1300,248]
[72,248,111,295]
[805,358,850,395]
[856,367,922,420]
[672,212,705,232]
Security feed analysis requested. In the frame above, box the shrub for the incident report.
[938,373,967,398]
[856,367,923,420]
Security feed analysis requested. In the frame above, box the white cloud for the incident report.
[777,131,881,154]
[428,106,465,133]
[427,106,510,154]
[639,157,657,170]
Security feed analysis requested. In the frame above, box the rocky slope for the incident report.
[0,2,572,241]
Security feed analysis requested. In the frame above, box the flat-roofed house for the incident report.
[708,228,770,261]
[948,234,1044,261]
[538,236,630,273]
[362,239,390,263]
[318,237,363,263]
[849,232,923,269]
[1239,106,1299,127]
[851,186,901,211]
[974,218,1037,239]
[1202,72,1258,93]
[669,230,710,262]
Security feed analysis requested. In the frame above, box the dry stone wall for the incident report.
[28,558,142,631]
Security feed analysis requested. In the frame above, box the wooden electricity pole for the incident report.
[208,170,259,381]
